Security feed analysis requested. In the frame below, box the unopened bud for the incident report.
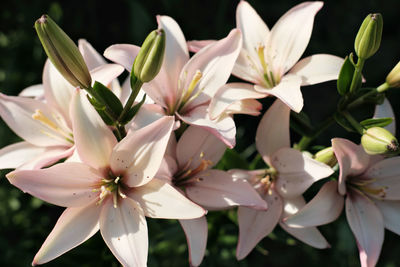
[385,61,400,88]
[35,15,91,89]
[314,147,337,167]
[133,29,165,82]
[354,13,383,59]
[361,127,399,155]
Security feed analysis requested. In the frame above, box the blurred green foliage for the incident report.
[1,0,400,266]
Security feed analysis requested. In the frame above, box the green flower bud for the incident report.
[133,29,165,83]
[314,147,337,167]
[354,13,383,59]
[385,61,400,88]
[35,15,91,89]
[361,127,399,155]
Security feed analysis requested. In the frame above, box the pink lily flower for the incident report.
[0,40,124,170]
[189,1,344,115]
[284,138,400,267]
[104,16,243,148]
[233,99,333,260]
[155,125,267,266]
[6,89,205,266]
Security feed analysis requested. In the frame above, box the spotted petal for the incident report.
[7,162,101,207]
[128,178,205,219]
[110,116,174,187]
[100,198,148,267]
[273,148,334,198]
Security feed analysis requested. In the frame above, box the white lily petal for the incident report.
[43,60,74,125]
[128,178,205,219]
[209,83,266,119]
[236,1,270,62]
[89,64,124,88]
[284,180,344,228]
[100,198,148,267]
[157,15,189,93]
[373,98,396,134]
[224,98,263,117]
[269,2,323,73]
[273,148,334,198]
[289,54,344,86]
[0,92,72,147]
[178,105,236,148]
[236,189,282,260]
[7,162,101,207]
[179,29,242,109]
[179,216,208,267]
[187,40,215,53]
[18,145,74,170]
[111,116,174,187]
[185,169,268,210]
[364,157,400,200]
[177,125,226,171]
[346,190,384,267]
[256,99,290,166]
[18,84,44,99]
[375,200,400,235]
[0,142,47,170]
[71,90,117,170]
[255,74,303,112]
[33,203,100,265]
[78,39,106,70]
[332,138,371,195]
[103,44,140,71]
[280,196,330,249]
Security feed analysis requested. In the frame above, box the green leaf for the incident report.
[360,117,393,129]
[120,94,147,125]
[92,81,123,117]
[337,55,355,95]
[216,149,248,170]
[87,95,114,125]
[334,113,357,132]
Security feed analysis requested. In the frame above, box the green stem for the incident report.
[117,79,143,123]
[376,82,390,93]
[349,58,365,94]
[296,116,335,151]
[342,111,365,134]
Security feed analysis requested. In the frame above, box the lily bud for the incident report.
[385,61,400,88]
[133,29,165,82]
[314,147,337,167]
[354,13,383,59]
[35,15,91,89]
[361,127,399,155]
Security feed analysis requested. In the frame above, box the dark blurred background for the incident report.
[1,0,400,266]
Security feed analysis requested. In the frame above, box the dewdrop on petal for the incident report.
[35,14,92,89]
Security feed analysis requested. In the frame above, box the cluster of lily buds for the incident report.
[2,1,400,267]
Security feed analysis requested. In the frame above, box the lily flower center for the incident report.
[32,109,73,144]
[173,152,212,187]
[348,177,388,199]
[256,45,281,88]
[176,70,204,113]
[252,168,277,195]
[94,170,127,208]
